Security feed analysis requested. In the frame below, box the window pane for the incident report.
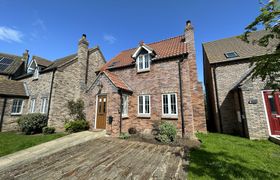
[268,95,277,114]
[122,95,128,115]
[103,98,106,113]
[163,95,169,114]
[139,96,143,113]
[139,56,143,70]
[145,96,149,113]
[144,54,149,69]
[171,94,177,114]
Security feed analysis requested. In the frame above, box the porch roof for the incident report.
[103,71,132,92]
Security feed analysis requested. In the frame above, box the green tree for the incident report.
[67,99,86,120]
[240,0,280,90]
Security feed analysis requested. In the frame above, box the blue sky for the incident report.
[0,0,262,83]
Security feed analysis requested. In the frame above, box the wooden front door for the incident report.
[264,91,280,135]
[96,95,107,129]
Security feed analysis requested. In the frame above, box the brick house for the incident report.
[203,30,280,139]
[0,35,106,131]
[86,21,206,137]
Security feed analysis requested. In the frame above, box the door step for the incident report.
[269,136,280,145]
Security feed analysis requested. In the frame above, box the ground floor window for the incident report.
[138,95,150,116]
[162,93,177,116]
[122,94,128,117]
[29,98,36,113]
[40,97,48,114]
[11,99,24,115]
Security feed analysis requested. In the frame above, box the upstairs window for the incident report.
[162,93,178,117]
[224,51,239,59]
[137,54,150,72]
[11,99,24,115]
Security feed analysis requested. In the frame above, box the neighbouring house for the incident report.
[203,30,280,139]
[0,35,106,131]
[86,21,206,137]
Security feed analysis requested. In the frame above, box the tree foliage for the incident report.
[67,99,86,120]
[241,0,280,90]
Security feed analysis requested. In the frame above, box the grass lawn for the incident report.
[188,133,280,179]
[0,132,66,157]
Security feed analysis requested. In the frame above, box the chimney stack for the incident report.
[184,20,194,43]
[22,49,29,73]
[78,34,89,89]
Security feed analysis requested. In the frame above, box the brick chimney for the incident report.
[22,49,29,73]
[78,34,89,89]
[184,20,194,43]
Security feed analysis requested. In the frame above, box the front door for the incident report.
[264,91,280,135]
[96,95,107,129]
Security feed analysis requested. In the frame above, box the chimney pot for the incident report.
[82,34,86,38]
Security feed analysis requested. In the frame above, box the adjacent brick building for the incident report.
[0,35,106,131]
[203,30,280,139]
[86,21,206,137]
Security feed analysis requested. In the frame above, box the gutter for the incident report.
[0,98,7,131]
[213,65,223,133]
[46,69,56,125]
[178,54,186,137]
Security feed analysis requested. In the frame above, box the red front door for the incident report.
[264,91,280,135]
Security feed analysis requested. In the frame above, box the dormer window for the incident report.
[137,54,150,72]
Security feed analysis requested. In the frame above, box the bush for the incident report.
[67,99,85,120]
[119,132,131,139]
[64,120,89,133]
[156,122,177,143]
[17,113,48,135]
[43,127,55,134]
[128,127,137,135]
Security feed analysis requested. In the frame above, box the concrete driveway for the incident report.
[0,137,186,179]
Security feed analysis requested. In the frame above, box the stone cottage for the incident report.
[86,21,206,137]
[203,30,280,139]
[0,35,106,131]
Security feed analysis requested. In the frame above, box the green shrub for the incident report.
[119,132,131,139]
[64,120,89,133]
[67,99,85,120]
[156,122,177,143]
[43,127,55,134]
[17,113,48,135]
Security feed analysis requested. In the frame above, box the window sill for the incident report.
[161,115,178,120]
[137,69,150,73]
[122,115,129,119]
[137,114,151,119]
[11,113,22,116]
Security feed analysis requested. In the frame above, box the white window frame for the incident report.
[137,54,150,72]
[40,97,48,114]
[162,93,178,117]
[138,95,151,117]
[29,98,36,113]
[122,94,128,117]
[11,99,24,115]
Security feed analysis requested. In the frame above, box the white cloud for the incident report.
[103,34,117,44]
[0,26,23,43]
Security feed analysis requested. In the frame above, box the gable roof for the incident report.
[103,71,132,92]
[0,78,28,97]
[0,52,23,75]
[100,35,188,71]
[33,56,52,67]
[203,30,279,64]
